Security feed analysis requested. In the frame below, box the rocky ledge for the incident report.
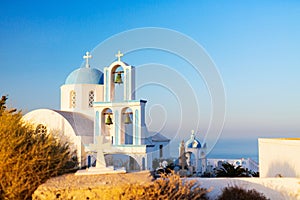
[33,171,153,200]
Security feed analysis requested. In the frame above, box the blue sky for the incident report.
[1,1,300,144]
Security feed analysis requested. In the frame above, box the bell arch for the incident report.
[121,107,133,144]
[101,108,113,143]
[111,65,124,102]
[104,60,135,102]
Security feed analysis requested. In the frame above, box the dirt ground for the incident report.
[32,171,154,200]
[41,170,153,189]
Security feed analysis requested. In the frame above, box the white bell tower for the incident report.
[93,51,147,145]
[103,51,135,102]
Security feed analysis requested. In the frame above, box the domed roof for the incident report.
[185,131,202,148]
[65,67,104,85]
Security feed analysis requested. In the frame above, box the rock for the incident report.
[33,171,153,199]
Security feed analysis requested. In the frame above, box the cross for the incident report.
[83,51,92,68]
[115,50,123,62]
[191,130,195,136]
[87,136,112,168]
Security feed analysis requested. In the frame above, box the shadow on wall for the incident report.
[266,161,297,177]
[105,154,140,171]
[194,178,286,200]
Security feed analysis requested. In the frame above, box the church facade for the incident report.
[24,51,170,171]
[177,131,207,175]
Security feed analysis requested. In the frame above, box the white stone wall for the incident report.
[259,138,300,178]
[60,84,103,117]
[191,177,300,200]
[23,109,84,166]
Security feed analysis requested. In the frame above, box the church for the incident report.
[177,130,207,175]
[23,51,170,171]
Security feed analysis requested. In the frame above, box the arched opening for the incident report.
[111,65,125,102]
[186,151,196,167]
[121,107,133,144]
[105,154,140,172]
[101,108,113,143]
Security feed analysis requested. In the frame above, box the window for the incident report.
[88,90,94,107]
[35,124,47,134]
[70,90,76,108]
[159,145,163,158]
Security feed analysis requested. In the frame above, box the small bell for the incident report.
[114,72,123,84]
[105,115,113,125]
[124,113,132,124]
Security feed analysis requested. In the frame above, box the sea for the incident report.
[169,137,259,163]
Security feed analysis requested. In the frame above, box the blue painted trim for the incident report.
[105,69,109,101]
[126,69,129,100]
[135,110,139,145]
[93,99,146,105]
[115,110,119,145]
[65,68,104,85]
[95,111,99,139]
[113,144,146,147]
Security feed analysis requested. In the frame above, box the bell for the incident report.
[105,115,113,125]
[124,113,132,124]
[114,72,123,84]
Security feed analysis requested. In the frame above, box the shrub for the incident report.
[218,186,270,200]
[120,172,209,200]
[215,162,250,177]
[0,97,77,200]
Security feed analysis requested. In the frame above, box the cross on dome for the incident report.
[191,130,195,135]
[191,130,195,139]
[83,51,92,68]
[115,50,124,62]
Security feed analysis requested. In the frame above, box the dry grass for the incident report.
[119,172,209,200]
[33,171,209,200]
[0,110,77,200]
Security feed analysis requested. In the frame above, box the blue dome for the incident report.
[65,67,103,85]
[185,132,202,148]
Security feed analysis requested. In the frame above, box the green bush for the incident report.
[215,162,251,177]
[0,97,77,200]
[218,186,270,200]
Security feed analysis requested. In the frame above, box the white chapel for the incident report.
[24,51,170,171]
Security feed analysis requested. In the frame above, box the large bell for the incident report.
[114,72,123,84]
[124,113,132,124]
[105,115,113,125]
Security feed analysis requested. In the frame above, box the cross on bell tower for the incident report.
[83,51,92,68]
[115,50,123,62]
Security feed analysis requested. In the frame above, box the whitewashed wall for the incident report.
[60,84,104,117]
[23,109,85,166]
[259,138,300,178]
[191,177,300,200]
